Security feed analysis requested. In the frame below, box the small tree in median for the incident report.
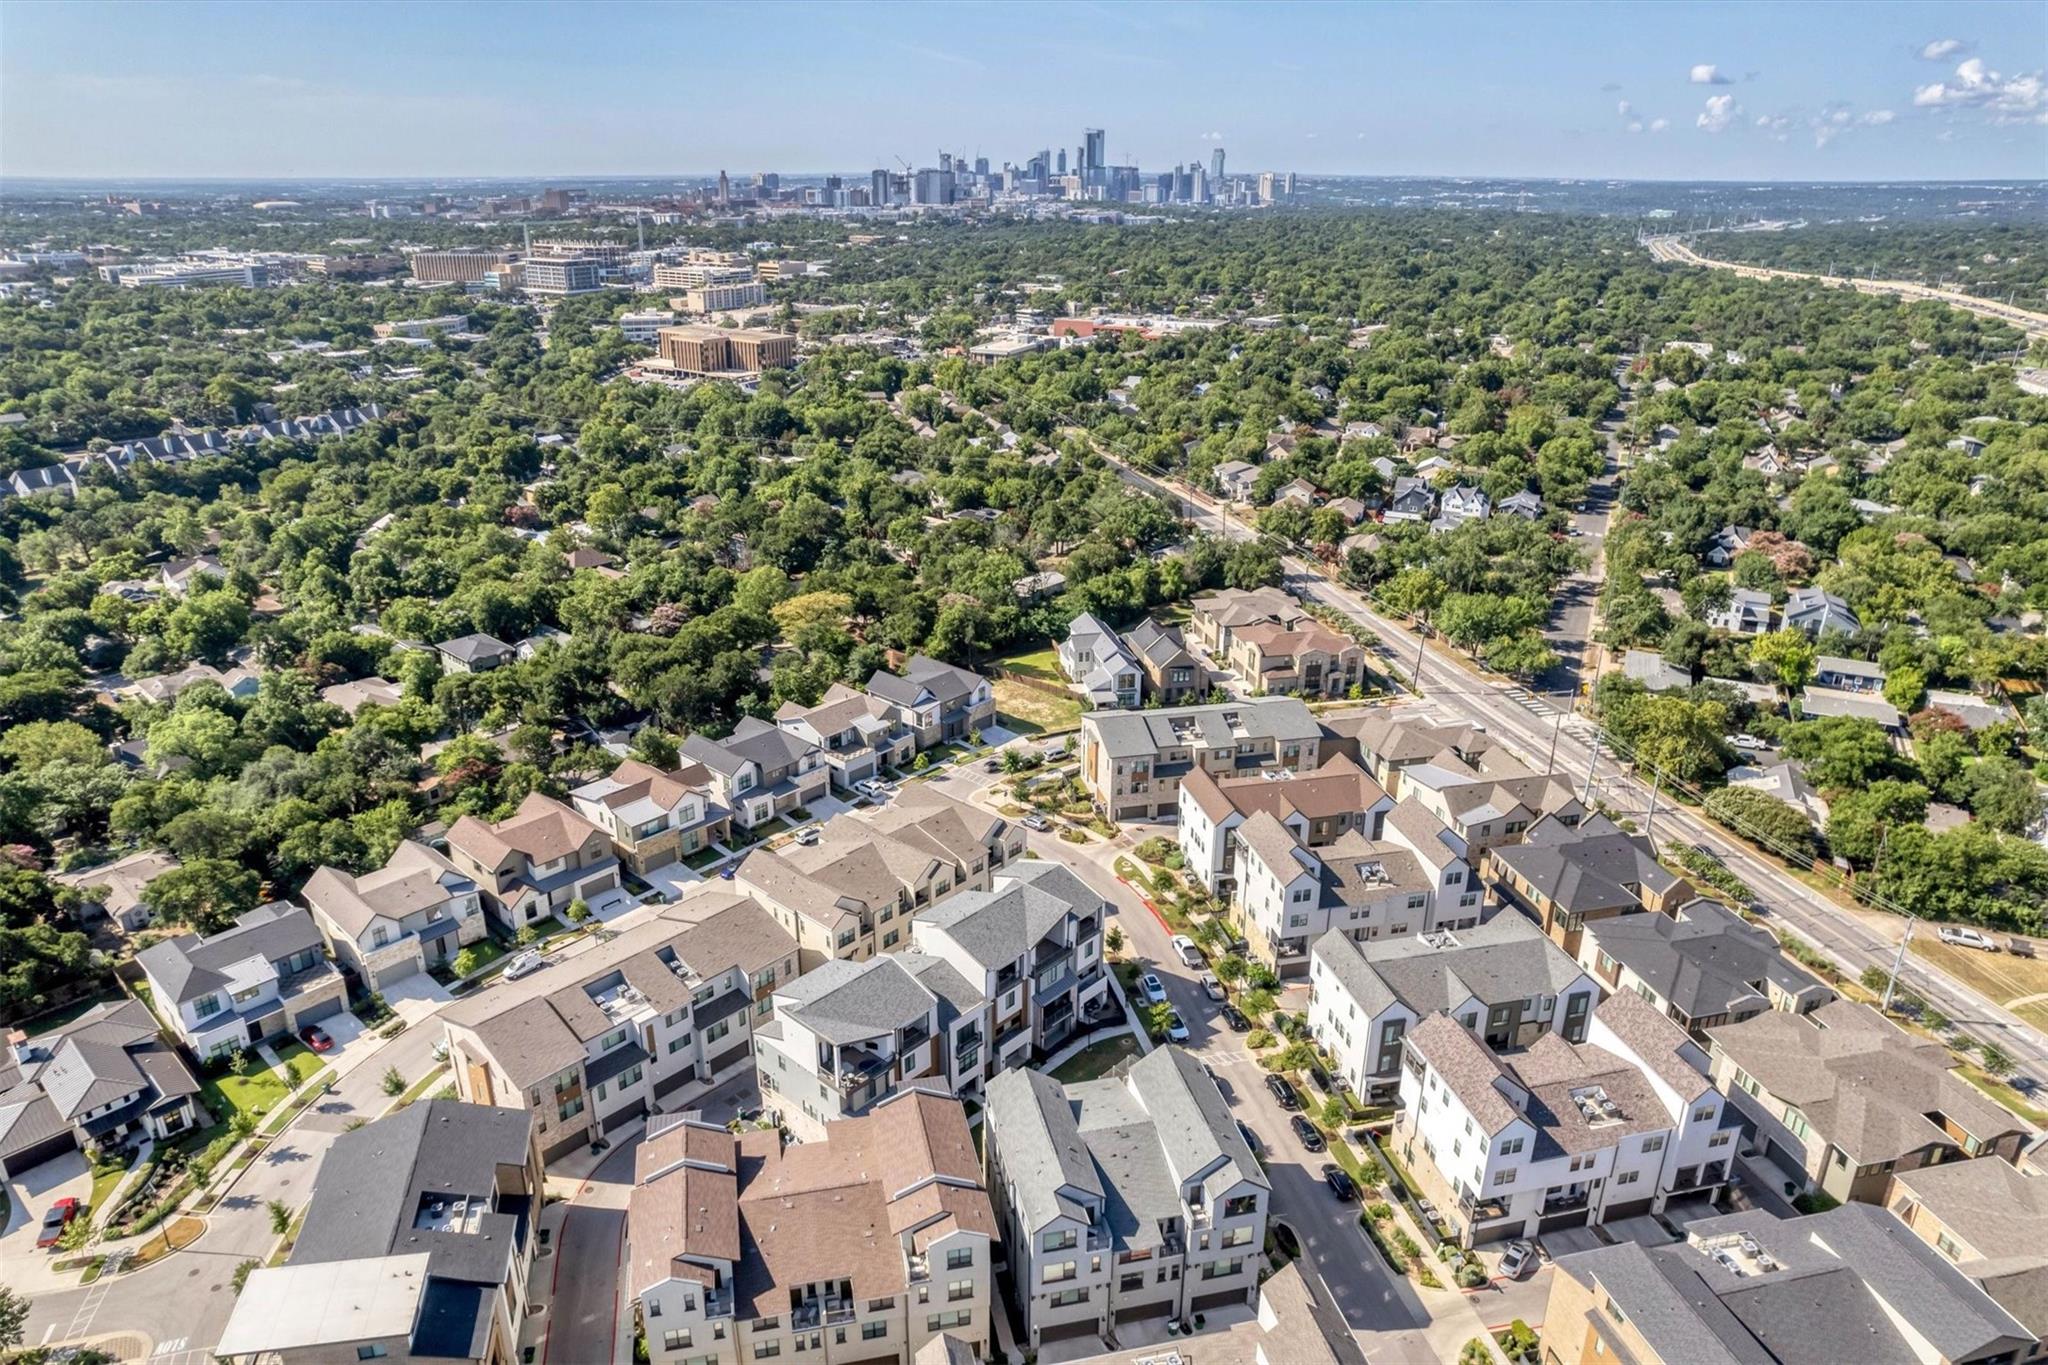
[268,1199,293,1236]
[381,1066,405,1097]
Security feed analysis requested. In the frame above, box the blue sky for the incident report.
[2,0,2043,181]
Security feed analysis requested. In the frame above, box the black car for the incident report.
[1321,1163,1357,1200]
[1290,1115,1326,1152]
[1236,1120,1263,1158]
[1271,1221,1301,1259]
[1221,1004,1250,1032]
[1308,1064,1333,1093]
[1266,1074,1301,1110]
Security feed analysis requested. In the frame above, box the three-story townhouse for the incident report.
[865,656,995,750]
[774,683,916,791]
[303,840,488,991]
[137,903,349,1060]
[571,758,732,874]
[681,719,831,831]
[445,791,623,933]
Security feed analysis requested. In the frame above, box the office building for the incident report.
[409,249,518,285]
[1211,148,1225,182]
[652,262,755,290]
[104,257,270,289]
[1083,128,1105,172]
[654,324,796,377]
[518,254,607,295]
[681,280,767,313]
[617,310,678,343]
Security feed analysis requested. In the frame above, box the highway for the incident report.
[1098,449,2048,1095]
[1645,234,2048,341]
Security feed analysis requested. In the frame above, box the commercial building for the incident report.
[655,324,796,377]
[373,314,469,339]
[408,249,518,285]
[1706,1000,2030,1206]
[570,758,731,875]
[1540,1203,2037,1365]
[681,280,768,313]
[617,309,678,343]
[104,256,270,288]
[651,262,755,291]
[0,1000,201,1177]
[303,840,489,991]
[629,1091,996,1365]
[1309,913,1600,1101]
[216,1101,543,1365]
[984,1047,1269,1352]
[519,254,608,295]
[1392,990,1739,1247]
[1079,697,1323,822]
[446,792,621,932]
[441,892,799,1161]
[136,903,348,1062]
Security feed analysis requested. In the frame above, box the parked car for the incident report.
[37,1197,81,1249]
[298,1024,334,1053]
[1308,1064,1333,1094]
[1726,733,1767,751]
[854,778,890,801]
[1236,1120,1263,1159]
[504,950,545,980]
[1020,813,1050,832]
[1163,1011,1190,1043]
[1938,925,2001,952]
[1266,1074,1302,1110]
[1137,973,1168,1005]
[1200,972,1227,1001]
[1290,1115,1326,1152]
[1321,1163,1357,1200]
[1220,1003,1250,1032]
[1170,934,1204,968]
[983,757,1003,772]
[2008,936,2037,959]
[792,825,821,846]
[1498,1240,1536,1279]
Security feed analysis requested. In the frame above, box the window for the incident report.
[948,1279,973,1302]
[1935,1231,1961,1261]
[705,1020,731,1045]
[927,1310,972,1331]
[882,930,899,950]
[1692,1104,1716,1123]
[1493,1169,1517,1187]
[862,1322,888,1341]
[753,1344,780,1361]
[1708,1131,1732,1148]
[1498,1136,1524,1156]
[1223,1194,1259,1218]
[1042,1262,1077,1284]
[358,1350,389,1362]
[1222,1226,1252,1248]
[1047,1289,1088,1309]
[1201,1258,1245,1280]
[662,1330,694,1352]
[668,1034,693,1054]
[946,1247,973,1270]
[600,1027,630,1053]
[371,925,391,948]
[558,1097,584,1122]
[1640,1135,1665,1153]
[194,996,222,1020]
[1615,1170,1639,1186]
[1121,1272,1145,1292]
[1043,1229,1077,1253]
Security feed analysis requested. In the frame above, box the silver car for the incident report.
[503,950,545,980]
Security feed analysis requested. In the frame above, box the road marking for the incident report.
[64,1249,128,1342]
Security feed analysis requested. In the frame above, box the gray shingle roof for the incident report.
[983,1067,1102,1233]
[137,903,326,1005]
[915,861,1100,969]
[775,956,938,1045]
[1082,697,1321,760]
[1489,814,1682,916]
[1584,897,1827,1023]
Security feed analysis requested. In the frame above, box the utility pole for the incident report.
[1882,917,1915,1014]
[1581,732,1601,807]
[1546,699,1566,774]
[1412,624,1429,697]
[1645,770,1661,843]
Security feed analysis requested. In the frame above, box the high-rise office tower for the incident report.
[871,169,891,205]
[1084,128,1105,172]
[974,156,989,177]
[1191,165,1208,204]
[717,170,729,203]
[755,172,779,194]
[1212,148,1225,182]
[1284,171,1296,197]
[939,152,952,174]
[1259,171,1276,203]
[1056,147,1067,176]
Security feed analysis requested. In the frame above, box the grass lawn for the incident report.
[1050,1034,1141,1083]
[994,677,1083,736]
[453,936,508,976]
[273,1040,324,1087]
[1959,1063,2048,1126]
[200,1057,299,1125]
[390,1065,451,1111]
[990,643,1063,682]
[1910,937,2048,1032]
[684,845,727,871]
[88,1159,133,1218]
[130,1215,205,1267]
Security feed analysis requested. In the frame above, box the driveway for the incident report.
[380,972,455,1026]
[1,1149,92,1294]
[540,1138,637,1365]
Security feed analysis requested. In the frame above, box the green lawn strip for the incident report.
[1050,1034,1140,1084]
[260,1069,337,1137]
[389,1064,452,1111]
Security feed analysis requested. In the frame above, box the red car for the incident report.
[37,1197,81,1249]
[299,1024,334,1053]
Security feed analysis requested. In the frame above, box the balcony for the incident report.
[1459,1191,1513,1223]
[907,1253,929,1284]
[1541,1187,1591,1215]
[705,1290,734,1319]
[826,1304,856,1326]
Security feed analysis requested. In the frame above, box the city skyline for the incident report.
[1,0,2042,182]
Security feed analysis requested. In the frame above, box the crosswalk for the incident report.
[62,1249,127,1343]
[1503,687,1558,718]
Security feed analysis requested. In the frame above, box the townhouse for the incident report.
[774,682,917,791]
[441,893,799,1161]
[1060,612,1143,710]
[446,791,622,932]
[912,859,1109,1065]
[681,718,831,832]
[866,656,995,749]
[303,840,488,991]
[1573,895,1833,1039]
[1393,991,1738,1248]
[1187,586,1310,656]
[1079,697,1323,822]
[1309,913,1599,1101]
[0,1001,202,1177]
[1542,1203,2037,1365]
[570,757,731,874]
[137,903,348,1061]
[1707,1000,2029,1207]
[1888,1155,2048,1362]
[1228,797,1480,976]
[217,1101,543,1365]
[1483,813,1695,959]
[753,951,987,1137]
[984,1047,1269,1352]
[1222,616,1365,699]
[629,1091,997,1365]
[1126,618,1204,705]
[737,788,1022,969]
[1395,760,1586,856]
[1320,712,1495,798]
[1176,754,1392,898]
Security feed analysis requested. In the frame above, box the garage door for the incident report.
[1191,1289,1246,1314]
[371,958,423,992]
[1,1130,79,1178]
[1539,1208,1592,1235]
[1604,1197,1655,1222]
[601,1099,648,1133]
[294,994,347,1026]
[1038,1320,1102,1346]
[1115,1302,1172,1326]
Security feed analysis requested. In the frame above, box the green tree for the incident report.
[1784,715,1895,790]
[268,1199,293,1236]
[0,1283,30,1350]
[1825,781,1931,866]
[1882,664,1928,714]
[1749,629,1817,691]
[381,1066,405,1097]
[1704,787,1815,858]
[143,859,262,933]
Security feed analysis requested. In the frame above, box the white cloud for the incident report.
[1913,57,2048,123]
[1617,99,1633,116]
[1198,131,1224,141]
[1920,38,1966,60]
[1649,117,1670,133]
[1697,94,1741,132]
[1625,119,1644,133]
[1690,64,1733,85]
[1862,109,1896,125]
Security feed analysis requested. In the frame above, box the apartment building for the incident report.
[1321,712,1497,798]
[303,840,488,991]
[681,280,768,312]
[1309,913,1599,1101]
[754,951,987,1136]
[680,718,830,832]
[984,1047,1269,1351]
[137,903,348,1061]
[655,324,796,376]
[736,788,1020,969]
[1542,1203,2037,1365]
[1060,612,1143,710]
[0,1000,201,1178]
[442,893,798,1161]
[1707,1001,2029,1207]
[409,249,518,284]
[1888,1156,2048,1362]
[1483,813,1695,959]
[629,1091,996,1365]
[1186,586,1310,655]
[446,792,622,932]
[912,859,1109,1066]
[1126,618,1203,705]
[217,1101,543,1365]
[865,656,996,750]
[1176,754,1392,897]
[1393,991,1738,1247]
[1079,697,1323,822]
[570,758,731,874]
[775,682,917,790]
[1228,797,1479,976]
[1223,616,1366,699]
[1573,894,1833,1039]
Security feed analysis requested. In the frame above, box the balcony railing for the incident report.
[705,1290,733,1319]
[1541,1188,1591,1214]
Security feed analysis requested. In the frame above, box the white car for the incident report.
[1138,973,1168,1005]
[503,950,545,980]
[1497,1240,1535,1279]
[1938,925,2001,952]
[854,779,890,801]
[1171,934,1204,968]
[792,826,821,846]
[1201,972,1227,1001]
[1726,733,1767,751]
[1163,1011,1190,1043]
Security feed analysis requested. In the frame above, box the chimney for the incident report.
[8,1028,37,1068]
